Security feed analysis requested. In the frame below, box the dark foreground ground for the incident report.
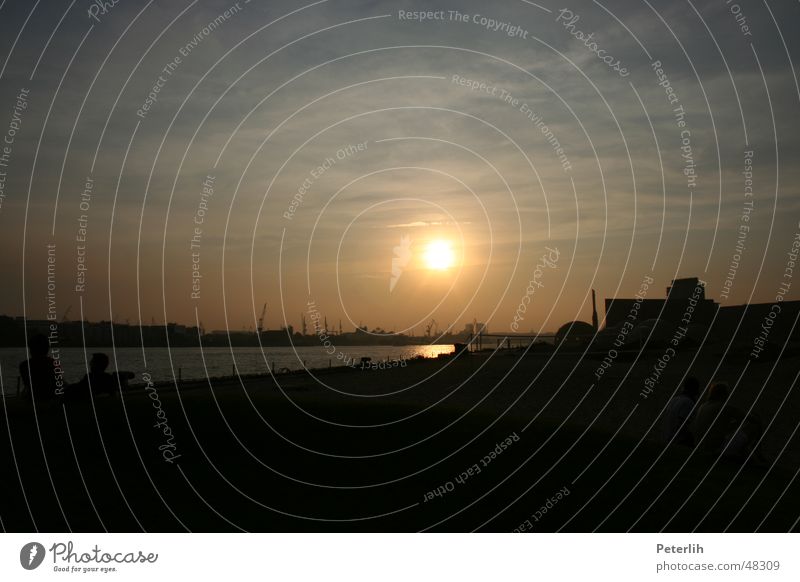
[1,346,799,532]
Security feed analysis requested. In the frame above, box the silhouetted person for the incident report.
[722,414,766,464]
[663,376,700,446]
[691,382,744,454]
[67,353,115,401]
[18,334,62,403]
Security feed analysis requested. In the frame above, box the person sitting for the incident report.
[691,382,744,454]
[721,414,766,464]
[67,353,116,401]
[18,334,61,403]
[662,376,700,446]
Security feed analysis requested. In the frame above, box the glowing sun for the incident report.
[423,240,456,270]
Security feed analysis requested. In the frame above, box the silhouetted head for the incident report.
[682,376,700,400]
[708,381,729,402]
[90,353,109,373]
[28,334,49,357]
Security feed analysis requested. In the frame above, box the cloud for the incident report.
[0,0,797,329]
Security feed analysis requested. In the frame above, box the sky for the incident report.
[0,0,798,335]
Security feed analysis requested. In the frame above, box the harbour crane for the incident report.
[258,303,266,333]
[425,319,439,337]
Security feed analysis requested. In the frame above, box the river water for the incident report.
[0,345,456,396]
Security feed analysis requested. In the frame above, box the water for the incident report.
[0,345,456,396]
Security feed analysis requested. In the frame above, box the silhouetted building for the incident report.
[602,277,800,354]
[714,301,800,347]
[667,277,704,299]
[260,326,295,346]
[605,277,718,329]
[556,321,595,345]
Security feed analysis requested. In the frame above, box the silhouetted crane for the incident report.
[425,319,438,337]
[258,303,266,333]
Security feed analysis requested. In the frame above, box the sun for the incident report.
[423,240,456,270]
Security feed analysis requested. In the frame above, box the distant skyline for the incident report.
[1,0,798,335]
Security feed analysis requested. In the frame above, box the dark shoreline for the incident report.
[2,347,799,532]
